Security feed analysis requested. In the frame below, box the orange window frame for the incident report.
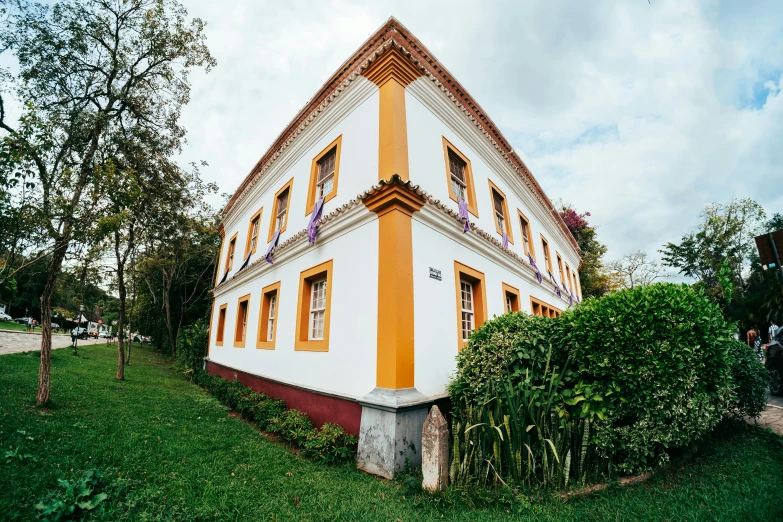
[244,207,264,257]
[565,265,572,292]
[257,281,281,349]
[215,303,228,346]
[267,177,294,242]
[530,296,562,318]
[540,235,553,274]
[442,137,479,217]
[225,233,238,272]
[556,253,565,283]
[488,180,514,244]
[306,136,342,215]
[454,261,487,351]
[233,294,250,348]
[502,282,521,313]
[294,259,333,352]
[517,210,535,259]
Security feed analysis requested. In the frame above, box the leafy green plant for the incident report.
[726,339,768,419]
[176,319,210,377]
[252,396,287,431]
[562,283,734,473]
[303,423,358,464]
[34,469,108,521]
[268,409,314,444]
[4,446,37,463]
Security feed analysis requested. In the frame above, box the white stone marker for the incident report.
[421,405,449,492]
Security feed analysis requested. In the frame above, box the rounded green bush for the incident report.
[448,311,568,412]
[561,283,734,472]
[726,339,768,419]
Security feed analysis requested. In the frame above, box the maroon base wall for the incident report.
[206,361,363,436]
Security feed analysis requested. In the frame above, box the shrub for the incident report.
[726,339,768,419]
[303,423,358,464]
[561,283,734,473]
[252,397,287,430]
[268,409,314,444]
[176,319,209,377]
[448,312,570,413]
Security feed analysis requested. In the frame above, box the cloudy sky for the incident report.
[7,0,781,261]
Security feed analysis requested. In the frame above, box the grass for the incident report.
[0,321,68,334]
[1,344,782,521]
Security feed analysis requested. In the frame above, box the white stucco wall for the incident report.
[405,80,582,297]
[217,77,379,280]
[208,218,379,399]
[411,218,568,397]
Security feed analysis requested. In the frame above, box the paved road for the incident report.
[755,391,783,435]
[0,330,105,355]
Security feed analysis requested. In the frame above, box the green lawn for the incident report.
[0,321,68,334]
[1,344,782,521]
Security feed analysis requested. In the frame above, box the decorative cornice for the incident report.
[362,174,426,216]
[362,46,422,87]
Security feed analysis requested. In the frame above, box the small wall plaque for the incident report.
[429,268,442,281]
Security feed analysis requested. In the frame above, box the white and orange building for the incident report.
[206,18,581,478]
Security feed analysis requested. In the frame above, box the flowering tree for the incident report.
[558,205,615,298]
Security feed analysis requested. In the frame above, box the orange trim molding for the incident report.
[487,179,513,244]
[530,296,562,318]
[306,136,342,215]
[244,207,264,257]
[502,282,521,313]
[257,281,281,349]
[294,260,334,352]
[267,177,294,242]
[442,137,479,217]
[454,261,488,351]
[234,294,251,348]
[215,303,227,346]
[363,177,425,389]
[362,45,421,88]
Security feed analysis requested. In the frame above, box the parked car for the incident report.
[141,336,152,344]
[15,317,31,324]
[71,327,88,340]
[765,327,783,396]
[0,312,11,321]
[99,331,112,339]
[51,323,60,332]
[87,329,99,339]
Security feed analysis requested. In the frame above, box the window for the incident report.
[225,233,238,272]
[257,282,281,349]
[234,294,250,348]
[541,235,553,273]
[454,261,487,350]
[530,296,562,318]
[245,207,264,257]
[488,180,513,244]
[306,136,342,213]
[557,253,565,284]
[517,210,535,258]
[215,303,227,346]
[295,260,333,352]
[565,265,572,292]
[502,283,521,313]
[268,178,294,242]
[460,280,474,341]
[442,137,478,216]
[572,271,579,298]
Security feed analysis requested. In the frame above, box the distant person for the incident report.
[770,321,780,343]
[71,329,77,347]
[753,328,764,360]
[27,318,33,332]
[747,328,757,347]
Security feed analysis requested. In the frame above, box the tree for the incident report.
[0,0,214,404]
[558,204,615,298]
[660,199,766,305]
[607,251,670,290]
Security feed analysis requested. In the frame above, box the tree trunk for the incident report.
[126,254,137,365]
[116,258,126,380]
[36,237,68,405]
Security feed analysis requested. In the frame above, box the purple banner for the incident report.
[308,198,324,245]
[265,229,281,264]
[458,197,470,233]
[528,254,543,283]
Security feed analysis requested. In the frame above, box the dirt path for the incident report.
[0,330,105,355]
